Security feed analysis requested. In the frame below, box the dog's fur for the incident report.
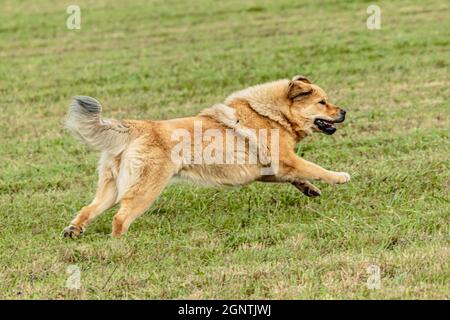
[63,76,350,237]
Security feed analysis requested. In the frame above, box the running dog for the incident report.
[63,75,350,237]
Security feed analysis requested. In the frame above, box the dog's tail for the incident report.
[66,96,130,155]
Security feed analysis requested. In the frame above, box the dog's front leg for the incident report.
[279,155,351,185]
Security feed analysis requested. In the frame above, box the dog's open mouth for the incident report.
[314,119,337,135]
[314,112,345,135]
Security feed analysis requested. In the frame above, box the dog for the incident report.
[63,75,350,238]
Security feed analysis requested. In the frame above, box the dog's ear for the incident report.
[292,75,311,84]
[288,75,312,100]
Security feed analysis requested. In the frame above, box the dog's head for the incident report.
[286,75,346,135]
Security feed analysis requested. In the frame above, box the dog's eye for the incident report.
[318,100,326,105]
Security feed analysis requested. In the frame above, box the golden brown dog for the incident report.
[63,75,350,237]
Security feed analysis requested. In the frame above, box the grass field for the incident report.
[0,0,449,299]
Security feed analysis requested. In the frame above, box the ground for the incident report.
[0,0,448,299]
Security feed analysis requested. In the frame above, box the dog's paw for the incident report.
[63,225,84,238]
[333,172,351,184]
[302,184,322,197]
[292,181,321,197]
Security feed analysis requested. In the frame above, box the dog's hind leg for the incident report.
[111,164,175,237]
[258,175,321,197]
[292,181,321,197]
[63,155,119,238]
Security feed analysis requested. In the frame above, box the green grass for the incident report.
[0,0,449,299]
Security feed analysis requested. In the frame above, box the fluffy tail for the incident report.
[66,96,130,154]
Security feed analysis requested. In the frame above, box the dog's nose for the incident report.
[334,109,346,123]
